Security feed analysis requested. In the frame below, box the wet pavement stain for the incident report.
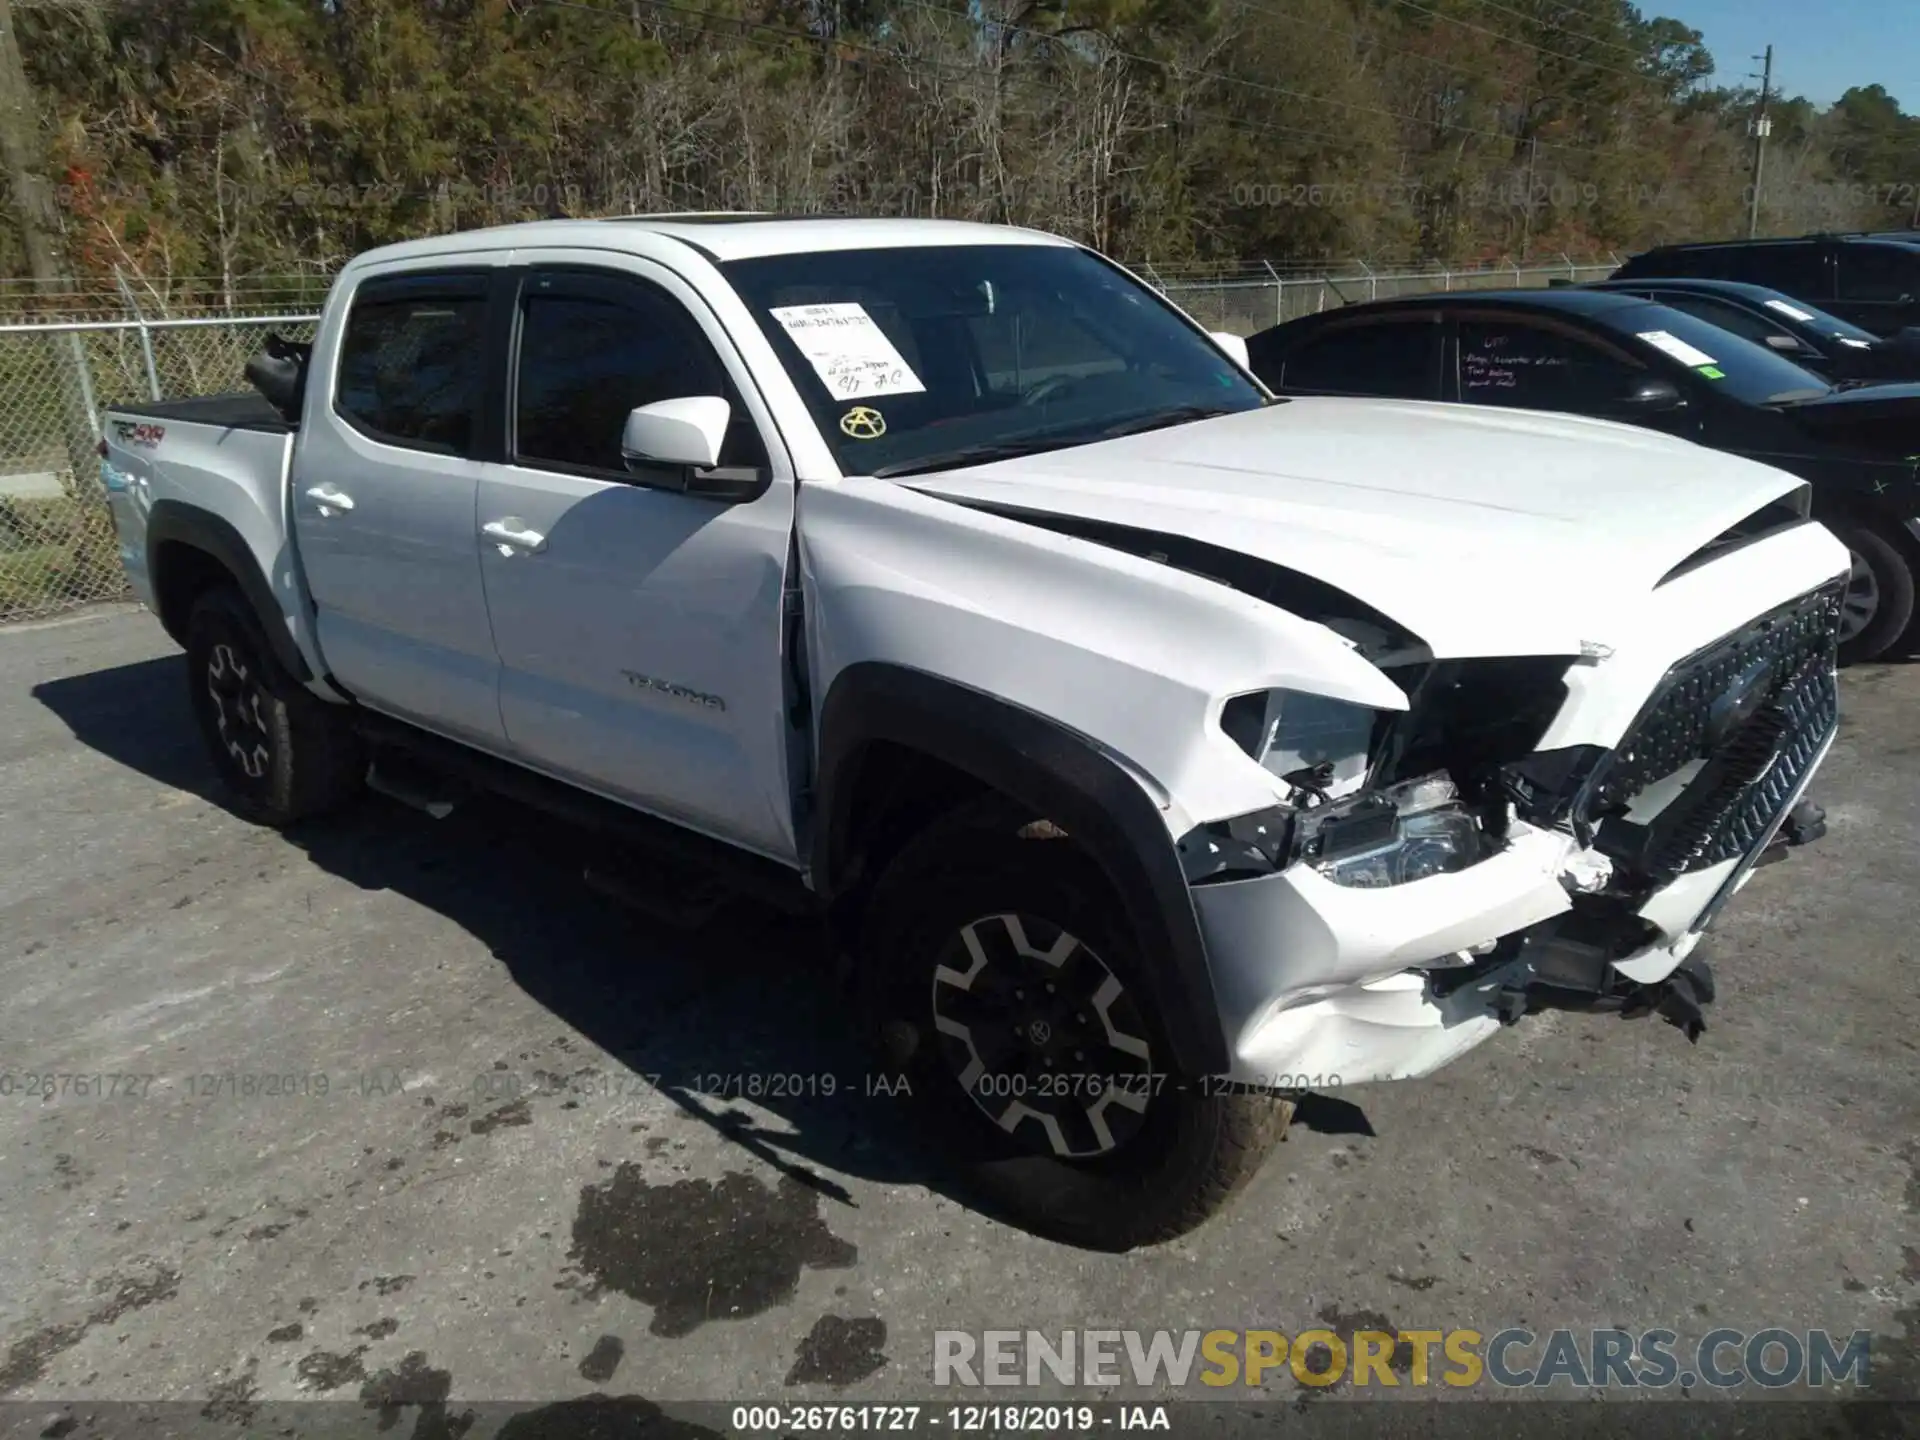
[296,1347,369,1392]
[470,1098,533,1135]
[570,1167,857,1338]
[784,1315,888,1387]
[577,1334,624,1383]
[0,1262,181,1394]
[1290,1305,1413,1404]
[266,1323,304,1343]
[360,1351,473,1440]
[1385,1274,1439,1291]
[354,1317,400,1339]
[494,1395,724,1438]
[361,1275,416,1296]
[200,1357,259,1423]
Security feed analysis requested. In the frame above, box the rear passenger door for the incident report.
[473,261,801,863]
[294,267,509,746]
[1261,315,1444,399]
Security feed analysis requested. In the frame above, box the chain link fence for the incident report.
[1147,256,1621,334]
[0,313,317,623]
[0,253,1620,625]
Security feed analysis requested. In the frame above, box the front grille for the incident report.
[1588,583,1842,886]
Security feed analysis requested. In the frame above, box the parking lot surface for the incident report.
[0,606,1914,1430]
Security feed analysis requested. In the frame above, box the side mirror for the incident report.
[1210,331,1252,369]
[1896,325,1920,353]
[244,333,310,424]
[1764,333,1808,352]
[619,396,766,503]
[1617,376,1685,413]
[622,396,729,470]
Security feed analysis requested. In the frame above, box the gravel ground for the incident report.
[0,604,1913,1437]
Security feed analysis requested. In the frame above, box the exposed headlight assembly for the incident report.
[1301,773,1490,889]
[1219,689,1378,802]
[1192,691,1492,889]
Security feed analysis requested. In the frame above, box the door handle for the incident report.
[481,518,548,554]
[304,484,354,513]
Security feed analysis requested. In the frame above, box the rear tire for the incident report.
[1829,519,1915,664]
[184,586,361,826]
[858,803,1290,1250]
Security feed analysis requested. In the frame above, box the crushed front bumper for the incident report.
[1188,589,1842,1090]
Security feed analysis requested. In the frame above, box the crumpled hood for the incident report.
[900,397,1812,658]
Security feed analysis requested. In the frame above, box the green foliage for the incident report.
[1,0,1913,287]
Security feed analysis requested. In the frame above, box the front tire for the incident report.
[1829,519,1915,664]
[184,587,361,826]
[858,805,1290,1250]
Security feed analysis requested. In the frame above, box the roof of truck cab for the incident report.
[342,216,1076,270]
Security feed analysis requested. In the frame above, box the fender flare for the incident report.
[145,500,312,682]
[812,661,1230,1076]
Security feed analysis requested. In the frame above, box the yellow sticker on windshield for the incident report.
[840,406,887,440]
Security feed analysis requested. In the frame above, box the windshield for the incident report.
[721,244,1267,475]
[1752,292,1881,346]
[1597,303,1833,405]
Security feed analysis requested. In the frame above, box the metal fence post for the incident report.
[1264,261,1281,327]
[68,333,98,439]
[113,268,162,400]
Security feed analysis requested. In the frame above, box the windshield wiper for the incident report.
[870,435,1087,478]
[1093,404,1244,439]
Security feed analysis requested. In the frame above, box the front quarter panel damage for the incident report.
[796,477,1410,835]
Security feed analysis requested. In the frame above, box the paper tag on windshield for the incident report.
[1637,330,1718,368]
[770,303,927,400]
[1763,298,1816,322]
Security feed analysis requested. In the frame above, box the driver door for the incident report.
[473,260,801,863]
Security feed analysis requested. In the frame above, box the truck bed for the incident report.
[112,391,292,433]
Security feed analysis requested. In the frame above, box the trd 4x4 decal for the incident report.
[111,420,166,449]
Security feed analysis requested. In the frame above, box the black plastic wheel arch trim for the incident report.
[811,661,1231,1077]
[145,500,312,682]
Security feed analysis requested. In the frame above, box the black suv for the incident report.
[1610,234,1920,338]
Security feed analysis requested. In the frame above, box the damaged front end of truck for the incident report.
[1176,572,1844,1085]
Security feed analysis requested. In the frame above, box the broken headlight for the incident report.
[1301,774,1489,889]
[1220,689,1378,802]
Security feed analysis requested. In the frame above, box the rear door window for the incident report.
[1273,319,1441,398]
[335,272,489,454]
[1731,243,1831,297]
[1837,245,1920,302]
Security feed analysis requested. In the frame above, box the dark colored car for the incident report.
[1244,288,1920,662]
[1579,277,1920,383]
[1608,233,1920,338]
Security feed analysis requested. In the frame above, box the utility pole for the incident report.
[1746,44,1773,238]
[0,0,62,292]
[1518,134,1540,262]
[0,0,99,483]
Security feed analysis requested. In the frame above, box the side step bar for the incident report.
[350,710,818,919]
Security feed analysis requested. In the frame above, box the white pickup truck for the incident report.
[101,215,1846,1249]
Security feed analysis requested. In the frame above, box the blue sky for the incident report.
[1657,0,1915,108]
